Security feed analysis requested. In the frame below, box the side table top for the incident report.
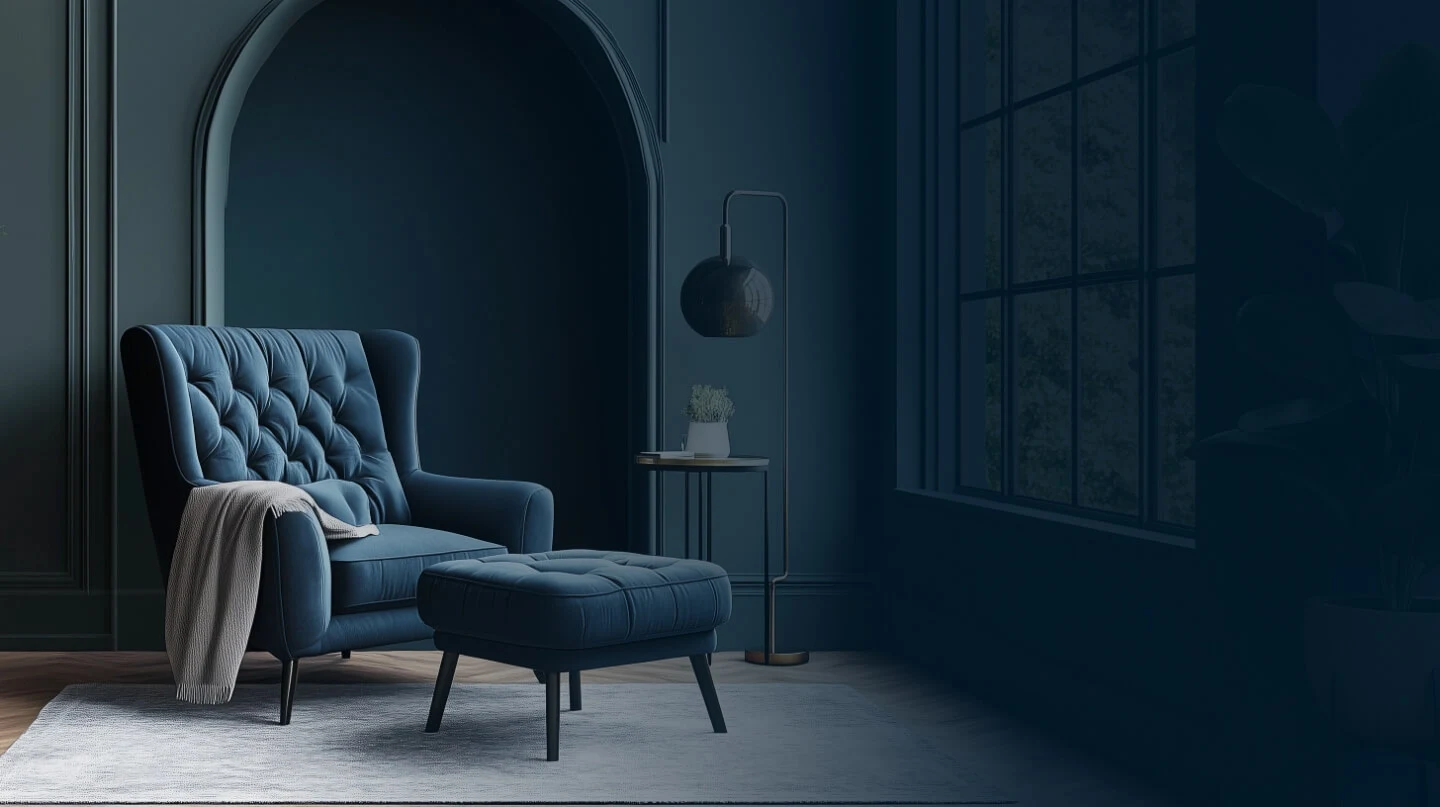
[633,454,770,470]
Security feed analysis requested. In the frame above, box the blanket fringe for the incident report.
[175,684,234,705]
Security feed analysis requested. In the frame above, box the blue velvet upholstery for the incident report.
[417,551,732,650]
[121,325,555,662]
[142,325,411,522]
[298,479,373,526]
[418,550,730,678]
[329,525,506,614]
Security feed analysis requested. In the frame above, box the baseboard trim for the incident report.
[0,634,113,650]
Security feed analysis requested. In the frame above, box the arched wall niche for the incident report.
[192,0,663,554]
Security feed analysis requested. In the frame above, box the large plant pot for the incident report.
[1304,596,1440,745]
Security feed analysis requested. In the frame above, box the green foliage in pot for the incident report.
[1195,44,1440,611]
[685,384,735,424]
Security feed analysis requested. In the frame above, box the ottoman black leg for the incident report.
[425,651,460,733]
[569,670,581,711]
[545,672,561,761]
[689,654,727,733]
[534,669,546,684]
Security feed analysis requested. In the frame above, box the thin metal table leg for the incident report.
[682,470,690,559]
[763,469,771,662]
[706,472,714,562]
[704,470,714,665]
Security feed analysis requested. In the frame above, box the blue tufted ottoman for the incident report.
[415,549,732,760]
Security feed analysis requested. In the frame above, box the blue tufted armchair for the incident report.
[121,325,553,723]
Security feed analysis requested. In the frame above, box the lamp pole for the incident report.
[721,190,808,666]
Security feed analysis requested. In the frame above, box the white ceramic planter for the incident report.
[686,421,730,458]
[1304,595,1440,745]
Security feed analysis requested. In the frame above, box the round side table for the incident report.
[633,454,808,666]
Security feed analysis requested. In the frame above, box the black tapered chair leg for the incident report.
[689,654,726,733]
[341,650,351,659]
[569,670,581,711]
[546,672,561,761]
[279,659,299,726]
[425,650,460,733]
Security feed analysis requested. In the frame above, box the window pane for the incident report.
[1158,0,1195,47]
[960,121,1003,293]
[1013,0,1073,100]
[1014,289,1072,503]
[1079,0,1139,76]
[959,298,1003,491]
[1013,93,1073,283]
[1080,67,1140,274]
[960,0,1004,120]
[1078,282,1139,514]
[1157,48,1196,268]
[1157,274,1196,526]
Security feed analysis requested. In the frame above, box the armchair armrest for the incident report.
[250,509,333,657]
[403,471,554,554]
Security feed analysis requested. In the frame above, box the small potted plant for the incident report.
[684,384,735,458]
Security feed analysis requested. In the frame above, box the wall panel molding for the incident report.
[657,0,669,142]
[0,0,112,598]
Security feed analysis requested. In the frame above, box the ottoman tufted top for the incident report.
[416,550,732,650]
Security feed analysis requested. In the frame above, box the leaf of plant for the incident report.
[1340,44,1440,166]
[1217,84,1343,217]
[1395,353,1440,370]
[1234,293,1353,389]
[1186,428,1307,462]
[1348,118,1440,211]
[1333,281,1440,338]
[1236,395,1354,432]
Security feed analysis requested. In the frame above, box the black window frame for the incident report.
[906,0,1198,538]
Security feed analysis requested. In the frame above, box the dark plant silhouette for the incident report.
[1195,43,1440,611]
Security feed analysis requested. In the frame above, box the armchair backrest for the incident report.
[121,325,415,577]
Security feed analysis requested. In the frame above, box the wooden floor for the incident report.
[0,651,1180,807]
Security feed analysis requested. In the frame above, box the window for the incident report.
[907,0,1196,532]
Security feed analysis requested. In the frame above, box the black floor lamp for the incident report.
[680,189,809,666]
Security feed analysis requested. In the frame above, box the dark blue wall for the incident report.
[225,0,631,552]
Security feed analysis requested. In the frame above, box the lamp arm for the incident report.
[719,190,788,264]
[717,190,793,605]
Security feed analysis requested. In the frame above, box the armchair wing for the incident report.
[361,328,555,555]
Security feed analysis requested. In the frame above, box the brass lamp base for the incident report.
[744,649,810,666]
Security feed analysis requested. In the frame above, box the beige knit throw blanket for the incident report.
[168,480,379,705]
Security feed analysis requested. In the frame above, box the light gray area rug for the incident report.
[0,683,1010,804]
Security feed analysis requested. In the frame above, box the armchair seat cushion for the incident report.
[328,525,506,614]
